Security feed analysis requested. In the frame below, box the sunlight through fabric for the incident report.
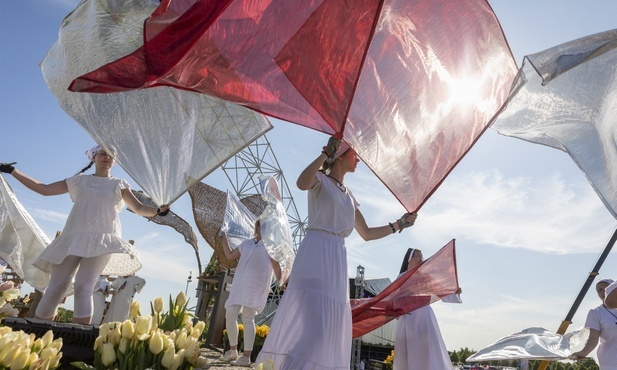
[41,0,272,205]
[69,0,517,212]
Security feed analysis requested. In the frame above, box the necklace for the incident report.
[603,305,617,325]
[326,174,347,193]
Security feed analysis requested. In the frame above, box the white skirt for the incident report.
[256,230,351,369]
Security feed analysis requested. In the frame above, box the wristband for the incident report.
[321,150,331,157]
[388,222,396,234]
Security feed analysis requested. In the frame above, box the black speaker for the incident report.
[3,317,98,366]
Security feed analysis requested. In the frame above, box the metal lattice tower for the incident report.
[221,134,306,251]
[221,134,306,325]
[352,265,365,369]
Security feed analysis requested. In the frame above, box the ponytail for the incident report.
[76,161,94,175]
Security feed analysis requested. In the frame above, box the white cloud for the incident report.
[31,209,68,224]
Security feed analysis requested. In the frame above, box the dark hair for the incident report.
[399,248,413,274]
[76,161,94,175]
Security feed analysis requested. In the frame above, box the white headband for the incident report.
[606,281,617,298]
[598,278,615,286]
[85,145,102,161]
[408,248,415,262]
[334,142,350,159]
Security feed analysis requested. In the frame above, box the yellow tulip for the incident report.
[40,330,54,348]
[175,291,187,308]
[99,322,111,339]
[93,336,104,351]
[194,356,209,367]
[34,357,51,370]
[161,347,175,368]
[149,331,164,355]
[191,321,205,339]
[185,341,200,364]
[135,315,152,340]
[39,347,58,361]
[118,338,129,354]
[2,288,20,300]
[153,297,164,313]
[110,326,122,346]
[47,353,62,370]
[175,331,189,350]
[28,352,39,365]
[256,359,276,370]
[101,342,117,366]
[121,319,135,339]
[163,337,175,351]
[129,301,140,318]
[49,338,63,351]
[170,350,184,370]
[11,350,30,370]
[0,344,19,367]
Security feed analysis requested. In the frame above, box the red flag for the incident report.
[70,0,516,212]
[351,239,458,338]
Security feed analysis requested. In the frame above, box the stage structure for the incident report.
[352,265,365,369]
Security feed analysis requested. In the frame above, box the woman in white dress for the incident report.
[571,278,617,370]
[394,248,460,370]
[220,220,282,367]
[256,137,417,369]
[0,145,168,324]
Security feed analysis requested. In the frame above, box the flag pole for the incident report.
[537,227,617,370]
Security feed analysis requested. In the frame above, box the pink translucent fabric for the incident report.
[70,0,516,212]
[351,239,459,338]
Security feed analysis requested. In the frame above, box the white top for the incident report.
[225,239,273,313]
[585,304,617,369]
[306,172,359,236]
[104,275,146,323]
[33,174,141,276]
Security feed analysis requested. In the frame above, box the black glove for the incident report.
[0,162,16,174]
[156,205,170,217]
[396,212,417,233]
[323,137,341,157]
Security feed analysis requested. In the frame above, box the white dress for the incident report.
[585,304,617,370]
[33,174,141,276]
[92,276,110,326]
[257,171,358,369]
[104,275,146,323]
[225,239,273,313]
[394,305,452,370]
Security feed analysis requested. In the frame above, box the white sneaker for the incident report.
[231,355,251,367]
[219,349,238,362]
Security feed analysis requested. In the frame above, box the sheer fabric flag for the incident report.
[492,29,617,218]
[0,175,50,291]
[350,239,458,338]
[189,182,267,269]
[257,176,295,284]
[130,190,202,274]
[467,327,589,361]
[70,0,516,212]
[42,0,271,205]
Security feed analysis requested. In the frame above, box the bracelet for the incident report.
[388,222,396,234]
[321,150,330,157]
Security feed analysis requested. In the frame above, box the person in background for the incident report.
[91,275,111,326]
[256,136,417,369]
[219,219,282,367]
[0,146,168,324]
[571,278,617,370]
[394,248,462,370]
[104,273,146,323]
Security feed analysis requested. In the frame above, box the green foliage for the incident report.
[56,307,73,322]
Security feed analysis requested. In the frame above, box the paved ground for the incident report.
[197,346,256,369]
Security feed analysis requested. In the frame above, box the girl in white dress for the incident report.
[394,248,461,370]
[220,220,282,367]
[0,145,168,324]
[256,137,418,369]
[571,278,617,370]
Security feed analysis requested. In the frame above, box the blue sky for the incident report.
[1,0,617,360]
